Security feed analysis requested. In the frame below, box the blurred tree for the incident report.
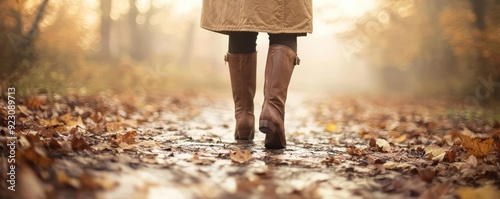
[1,0,49,92]
[100,0,112,58]
[337,0,500,100]
[128,0,152,61]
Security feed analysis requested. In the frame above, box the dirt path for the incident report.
[1,92,499,199]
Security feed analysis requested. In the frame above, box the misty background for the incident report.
[1,0,499,106]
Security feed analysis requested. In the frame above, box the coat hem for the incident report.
[200,25,312,36]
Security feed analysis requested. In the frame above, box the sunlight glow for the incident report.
[110,0,130,20]
[314,0,379,35]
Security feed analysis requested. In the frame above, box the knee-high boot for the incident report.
[226,52,257,140]
[259,45,298,148]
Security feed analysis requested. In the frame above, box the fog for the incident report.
[1,0,499,101]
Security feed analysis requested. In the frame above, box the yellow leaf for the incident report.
[325,123,339,133]
[455,185,500,199]
[394,134,408,143]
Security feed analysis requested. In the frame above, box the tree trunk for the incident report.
[100,0,112,58]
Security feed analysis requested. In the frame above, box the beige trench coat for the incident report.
[200,0,313,35]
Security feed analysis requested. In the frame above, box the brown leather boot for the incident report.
[259,45,299,149]
[226,52,257,140]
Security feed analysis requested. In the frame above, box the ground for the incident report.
[0,92,499,199]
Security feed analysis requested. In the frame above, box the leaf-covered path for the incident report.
[1,92,499,199]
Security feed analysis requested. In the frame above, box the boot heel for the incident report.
[259,120,277,134]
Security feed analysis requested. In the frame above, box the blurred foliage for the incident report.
[1,0,223,97]
[338,0,500,100]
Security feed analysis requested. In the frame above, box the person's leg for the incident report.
[268,33,297,52]
[259,33,299,148]
[226,31,258,140]
[228,32,258,53]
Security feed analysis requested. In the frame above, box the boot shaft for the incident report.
[226,52,257,140]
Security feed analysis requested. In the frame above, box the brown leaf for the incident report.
[417,168,436,183]
[444,150,457,163]
[57,171,81,189]
[105,122,122,132]
[110,131,137,146]
[230,149,252,163]
[60,113,74,125]
[71,136,90,151]
[25,96,42,110]
[64,115,84,128]
[19,146,54,167]
[121,131,137,144]
[419,183,451,199]
[347,147,366,156]
[369,138,377,147]
[458,134,494,157]
[41,118,61,126]
[48,138,62,150]
[80,173,117,190]
[495,136,500,152]
[321,157,339,165]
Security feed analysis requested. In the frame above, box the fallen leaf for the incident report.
[321,157,339,165]
[369,138,377,147]
[19,146,54,167]
[458,134,494,157]
[455,185,500,199]
[25,96,42,110]
[383,161,415,171]
[394,134,408,143]
[325,123,339,133]
[376,138,392,153]
[57,171,81,189]
[48,138,62,150]
[110,131,137,146]
[424,146,446,162]
[17,105,33,116]
[80,173,117,190]
[71,136,91,151]
[105,122,122,132]
[230,149,252,163]
[465,155,478,167]
[347,147,366,156]
[417,168,436,183]
[444,150,457,163]
[419,183,451,199]
[67,116,84,128]
[41,118,61,126]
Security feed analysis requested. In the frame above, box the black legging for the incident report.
[228,32,297,54]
